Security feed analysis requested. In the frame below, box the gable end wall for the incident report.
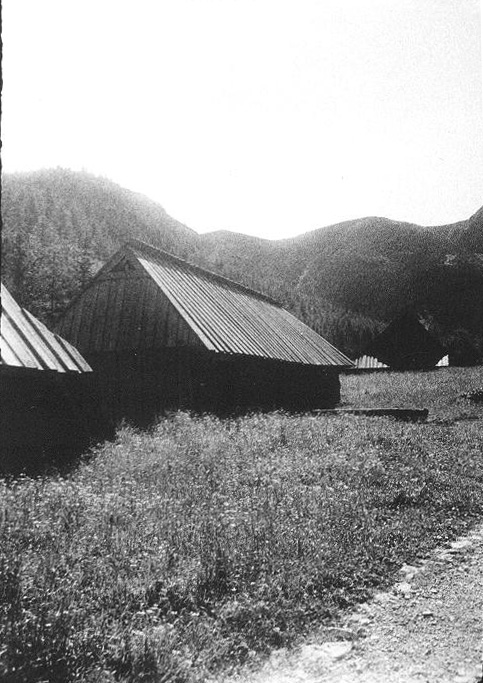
[57,273,203,353]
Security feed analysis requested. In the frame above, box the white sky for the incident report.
[2,0,482,239]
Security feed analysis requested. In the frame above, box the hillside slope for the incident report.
[427,205,483,252]
[201,217,452,320]
[200,211,483,354]
[2,169,199,320]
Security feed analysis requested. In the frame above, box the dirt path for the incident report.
[232,524,483,683]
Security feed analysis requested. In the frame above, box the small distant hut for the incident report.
[366,311,446,371]
[1,284,102,472]
[57,240,353,424]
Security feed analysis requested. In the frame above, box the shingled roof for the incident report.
[62,240,353,367]
[1,284,92,373]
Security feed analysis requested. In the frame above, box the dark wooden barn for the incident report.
[1,284,104,472]
[57,240,353,424]
[366,311,446,371]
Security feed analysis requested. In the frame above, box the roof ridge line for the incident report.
[125,239,282,307]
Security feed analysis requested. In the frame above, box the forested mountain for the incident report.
[2,168,482,358]
[2,169,198,323]
[427,206,483,252]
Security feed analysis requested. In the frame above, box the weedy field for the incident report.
[1,367,483,683]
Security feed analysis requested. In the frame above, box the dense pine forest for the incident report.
[2,168,482,359]
[1,169,196,319]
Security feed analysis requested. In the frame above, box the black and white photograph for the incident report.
[1,1,483,681]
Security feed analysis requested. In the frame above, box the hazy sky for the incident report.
[2,0,482,239]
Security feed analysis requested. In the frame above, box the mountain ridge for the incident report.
[2,168,482,358]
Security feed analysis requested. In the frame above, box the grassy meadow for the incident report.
[1,366,483,682]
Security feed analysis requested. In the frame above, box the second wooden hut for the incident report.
[1,284,103,472]
[366,311,446,371]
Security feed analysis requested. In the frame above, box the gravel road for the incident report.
[233,523,483,683]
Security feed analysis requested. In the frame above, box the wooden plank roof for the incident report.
[63,240,353,367]
[1,284,92,373]
[128,241,353,366]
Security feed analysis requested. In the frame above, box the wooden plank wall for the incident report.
[86,349,342,426]
[58,274,203,354]
[210,357,341,412]
[0,371,107,473]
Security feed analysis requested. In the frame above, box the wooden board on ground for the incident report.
[315,408,429,421]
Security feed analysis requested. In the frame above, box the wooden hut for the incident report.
[366,311,446,371]
[0,284,103,472]
[57,240,353,424]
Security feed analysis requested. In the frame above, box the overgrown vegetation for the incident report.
[2,368,483,682]
[343,365,483,421]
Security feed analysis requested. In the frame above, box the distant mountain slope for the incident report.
[2,168,482,358]
[204,217,452,319]
[2,169,199,321]
[292,216,450,320]
[426,206,483,252]
[198,213,483,355]
[2,168,198,259]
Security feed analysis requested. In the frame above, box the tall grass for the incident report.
[342,366,483,420]
[2,368,483,682]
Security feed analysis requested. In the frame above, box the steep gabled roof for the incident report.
[78,240,353,366]
[1,284,92,373]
